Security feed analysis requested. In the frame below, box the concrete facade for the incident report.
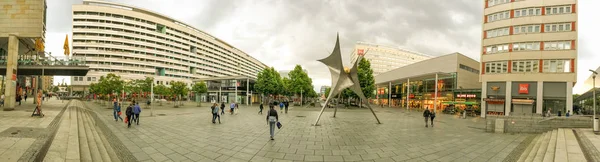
[480,0,578,117]
[0,0,46,38]
[71,0,267,92]
[350,42,431,76]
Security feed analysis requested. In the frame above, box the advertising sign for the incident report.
[357,49,365,56]
[518,84,529,94]
[457,94,477,98]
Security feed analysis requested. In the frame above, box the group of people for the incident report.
[113,98,142,128]
[423,108,436,127]
[208,102,241,124]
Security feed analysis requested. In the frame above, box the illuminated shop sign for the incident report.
[457,94,476,98]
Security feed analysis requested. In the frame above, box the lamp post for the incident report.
[590,69,598,132]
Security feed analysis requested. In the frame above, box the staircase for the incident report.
[44,101,121,162]
[517,128,586,162]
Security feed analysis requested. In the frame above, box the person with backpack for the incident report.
[133,102,142,125]
[114,102,123,121]
[211,103,221,124]
[126,103,134,128]
[279,102,284,111]
[259,103,264,114]
[266,104,279,140]
[430,110,436,127]
[220,102,225,115]
[423,108,431,128]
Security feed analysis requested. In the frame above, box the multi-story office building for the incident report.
[480,0,578,117]
[350,42,431,76]
[320,86,330,98]
[70,0,267,93]
[42,76,53,91]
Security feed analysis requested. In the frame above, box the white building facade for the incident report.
[350,42,432,76]
[70,0,267,92]
[480,0,578,117]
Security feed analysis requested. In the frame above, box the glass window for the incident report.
[536,8,541,15]
[565,41,571,49]
[534,25,540,32]
[528,26,533,32]
[565,24,571,31]
[552,8,557,14]
[516,10,520,17]
[559,7,564,13]
[552,25,557,31]
[515,27,520,33]
[558,24,564,31]
[566,6,571,13]
[529,9,534,15]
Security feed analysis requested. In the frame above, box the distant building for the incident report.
[350,42,432,76]
[320,86,330,98]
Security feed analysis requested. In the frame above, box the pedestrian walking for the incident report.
[1,93,5,107]
[125,103,134,128]
[114,103,123,121]
[24,94,27,102]
[220,102,225,115]
[423,108,431,127]
[566,110,571,117]
[266,104,279,140]
[211,103,221,124]
[113,98,118,119]
[430,110,436,127]
[284,101,289,114]
[36,90,44,117]
[230,102,236,115]
[133,101,142,125]
[259,103,264,114]
[279,102,284,111]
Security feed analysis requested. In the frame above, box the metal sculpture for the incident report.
[314,34,381,126]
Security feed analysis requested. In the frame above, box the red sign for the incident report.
[409,94,415,99]
[12,74,16,81]
[357,49,365,56]
[457,94,476,98]
[518,84,529,94]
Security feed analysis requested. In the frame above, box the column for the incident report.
[505,81,512,116]
[434,74,438,113]
[234,79,238,103]
[566,82,573,113]
[537,81,544,114]
[481,82,487,118]
[388,82,391,107]
[3,34,19,111]
[406,78,410,110]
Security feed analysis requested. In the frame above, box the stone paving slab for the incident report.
[83,101,531,162]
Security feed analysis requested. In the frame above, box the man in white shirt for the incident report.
[1,94,4,107]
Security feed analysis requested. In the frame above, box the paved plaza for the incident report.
[83,101,530,162]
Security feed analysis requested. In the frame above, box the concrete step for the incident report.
[81,109,103,162]
[77,106,93,161]
[518,133,543,162]
[554,128,568,162]
[543,129,557,162]
[533,130,552,162]
[525,132,547,161]
[92,110,121,162]
[82,109,112,162]
[44,105,72,161]
[81,109,108,162]
[564,129,586,162]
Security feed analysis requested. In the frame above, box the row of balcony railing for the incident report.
[0,55,87,66]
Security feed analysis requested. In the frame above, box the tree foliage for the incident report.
[254,67,284,96]
[357,58,376,98]
[324,87,331,99]
[97,73,124,97]
[192,81,208,94]
[288,65,313,96]
[154,84,171,98]
[170,81,188,98]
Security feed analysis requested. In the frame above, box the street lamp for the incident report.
[590,69,598,132]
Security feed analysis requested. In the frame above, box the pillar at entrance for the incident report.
[3,34,19,111]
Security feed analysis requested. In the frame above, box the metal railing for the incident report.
[0,56,86,66]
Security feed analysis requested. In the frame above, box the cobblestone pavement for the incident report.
[86,101,530,162]
[0,98,67,161]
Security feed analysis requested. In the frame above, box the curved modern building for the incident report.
[480,0,577,117]
[71,0,267,91]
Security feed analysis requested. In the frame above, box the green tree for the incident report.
[154,84,170,106]
[324,87,331,99]
[170,81,188,107]
[282,77,293,97]
[52,86,59,93]
[341,58,375,107]
[254,67,284,104]
[288,65,313,104]
[192,81,208,106]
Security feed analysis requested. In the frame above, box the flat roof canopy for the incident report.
[0,65,90,76]
[193,75,256,82]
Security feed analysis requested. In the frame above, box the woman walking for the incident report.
[266,105,279,140]
[430,110,436,127]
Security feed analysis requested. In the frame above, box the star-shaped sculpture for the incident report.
[313,34,381,126]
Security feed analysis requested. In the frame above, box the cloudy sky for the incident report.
[46,0,599,94]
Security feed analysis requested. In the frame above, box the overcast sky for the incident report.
[46,0,599,94]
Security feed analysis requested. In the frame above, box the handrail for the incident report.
[0,56,87,66]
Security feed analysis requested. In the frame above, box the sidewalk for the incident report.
[0,98,68,161]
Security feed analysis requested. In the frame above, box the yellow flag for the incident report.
[63,34,70,56]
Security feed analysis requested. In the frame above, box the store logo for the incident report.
[519,84,529,94]
[357,49,365,56]
[491,86,500,91]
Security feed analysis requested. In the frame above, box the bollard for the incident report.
[594,118,599,132]
[463,111,467,119]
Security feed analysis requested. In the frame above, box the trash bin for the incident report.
[594,118,599,132]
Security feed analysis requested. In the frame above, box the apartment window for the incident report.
[515,7,542,17]
[488,0,510,7]
[459,64,480,74]
[92,77,97,81]
[546,5,573,15]
[512,60,539,73]
[487,11,510,22]
[486,44,510,54]
[485,61,508,74]
[513,42,540,51]
[514,24,541,34]
[544,41,572,50]
[543,60,571,73]
[486,27,509,38]
[87,77,91,81]
[544,23,572,32]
